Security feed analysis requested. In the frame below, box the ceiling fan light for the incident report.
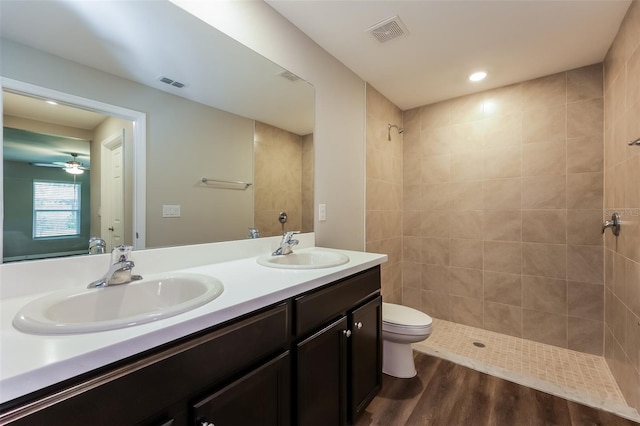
[65,165,84,175]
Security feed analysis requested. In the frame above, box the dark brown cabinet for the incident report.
[1,266,381,426]
[192,352,290,426]
[294,267,382,425]
[349,295,382,423]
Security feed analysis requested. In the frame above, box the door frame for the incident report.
[0,77,147,260]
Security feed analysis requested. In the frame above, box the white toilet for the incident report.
[382,302,433,378]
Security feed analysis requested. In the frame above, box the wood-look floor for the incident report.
[356,352,639,426]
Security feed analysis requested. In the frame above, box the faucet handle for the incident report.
[111,245,133,263]
[283,230,300,239]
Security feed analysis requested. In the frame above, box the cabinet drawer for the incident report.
[295,267,380,337]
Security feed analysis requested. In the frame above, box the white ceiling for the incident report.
[266,0,631,110]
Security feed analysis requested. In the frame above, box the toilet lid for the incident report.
[382,302,432,327]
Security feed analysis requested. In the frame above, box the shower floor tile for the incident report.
[413,318,640,422]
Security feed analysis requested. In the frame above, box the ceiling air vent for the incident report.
[157,76,187,88]
[366,15,409,44]
[278,70,301,82]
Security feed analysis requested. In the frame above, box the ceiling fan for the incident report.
[31,153,90,175]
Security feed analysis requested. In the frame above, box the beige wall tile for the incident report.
[522,105,566,144]
[484,112,522,148]
[484,241,522,274]
[522,73,567,110]
[567,172,604,210]
[522,243,567,279]
[522,275,567,315]
[449,92,484,124]
[450,239,483,269]
[567,210,604,246]
[567,98,604,139]
[449,210,483,239]
[568,317,604,355]
[568,281,604,321]
[567,136,603,173]
[402,287,421,310]
[421,237,449,266]
[522,210,566,244]
[523,309,567,348]
[403,184,421,211]
[484,301,522,337]
[448,267,483,299]
[421,210,450,238]
[403,235,421,262]
[449,121,485,153]
[483,178,521,210]
[522,176,566,209]
[403,261,421,289]
[450,181,484,210]
[483,145,522,179]
[421,126,451,156]
[522,141,566,176]
[421,290,450,320]
[450,295,483,328]
[567,245,604,284]
[483,83,523,117]
[420,101,450,130]
[627,311,640,374]
[422,183,450,211]
[627,44,640,108]
[484,271,522,306]
[567,63,603,102]
[483,210,522,242]
[421,264,449,293]
[421,155,450,184]
[450,152,483,182]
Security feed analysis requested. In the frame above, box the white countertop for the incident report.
[0,244,386,406]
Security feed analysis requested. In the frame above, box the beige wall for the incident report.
[174,1,367,251]
[603,0,640,412]
[365,85,403,303]
[254,121,310,237]
[1,40,254,249]
[301,133,314,234]
[402,64,606,355]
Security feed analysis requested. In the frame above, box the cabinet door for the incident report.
[192,352,290,426]
[349,296,382,423]
[296,316,348,426]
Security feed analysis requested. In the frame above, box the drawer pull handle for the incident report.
[355,321,363,329]
[343,329,352,337]
[201,421,215,426]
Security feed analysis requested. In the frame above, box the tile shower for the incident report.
[365,0,639,415]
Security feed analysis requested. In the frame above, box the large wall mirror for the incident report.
[0,0,314,263]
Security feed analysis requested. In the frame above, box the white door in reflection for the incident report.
[101,130,124,250]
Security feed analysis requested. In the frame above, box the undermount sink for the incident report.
[13,273,224,335]
[257,249,349,270]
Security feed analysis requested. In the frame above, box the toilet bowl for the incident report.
[382,302,433,378]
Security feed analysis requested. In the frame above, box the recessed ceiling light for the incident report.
[46,100,58,105]
[469,71,487,82]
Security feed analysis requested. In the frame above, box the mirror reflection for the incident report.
[1,0,314,263]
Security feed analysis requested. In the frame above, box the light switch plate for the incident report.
[162,204,181,218]
[319,203,327,221]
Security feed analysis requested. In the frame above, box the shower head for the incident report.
[388,123,404,141]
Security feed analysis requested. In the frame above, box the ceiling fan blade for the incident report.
[31,162,65,168]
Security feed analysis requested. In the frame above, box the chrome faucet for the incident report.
[88,237,106,255]
[88,245,143,288]
[272,231,300,256]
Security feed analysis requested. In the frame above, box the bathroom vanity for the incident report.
[0,239,385,426]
